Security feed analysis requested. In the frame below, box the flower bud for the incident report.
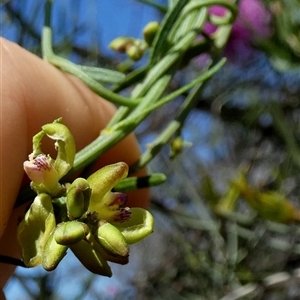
[170,137,192,159]
[42,230,68,271]
[70,234,112,277]
[143,21,159,46]
[54,221,89,246]
[126,43,145,61]
[66,178,91,220]
[96,221,129,258]
[87,162,129,200]
[109,37,135,53]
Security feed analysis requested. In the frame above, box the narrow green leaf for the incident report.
[76,65,126,84]
[149,0,189,66]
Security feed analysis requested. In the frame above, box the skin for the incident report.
[0,38,149,299]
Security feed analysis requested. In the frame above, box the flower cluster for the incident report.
[109,21,159,61]
[18,119,154,276]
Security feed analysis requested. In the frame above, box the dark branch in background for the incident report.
[3,2,112,65]
[190,70,300,144]
[196,97,300,151]
[4,2,41,41]
[195,99,275,138]
[0,255,26,268]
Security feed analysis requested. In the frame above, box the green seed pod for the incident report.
[42,230,68,271]
[66,178,91,220]
[70,235,112,277]
[126,40,146,61]
[126,45,142,61]
[54,221,89,246]
[109,37,134,53]
[143,21,159,46]
[96,221,129,258]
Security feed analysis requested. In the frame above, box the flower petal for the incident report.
[113,208,154,244]
[18,193,56,267]
[87,162,129,202]
[42,122,76,178]
[88,192,131,222]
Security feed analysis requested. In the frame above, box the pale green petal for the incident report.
[114,208,154,244]
[17,194,56,267]
[88,162,128,204]
[42,122,76,178]
[70,234,112,277]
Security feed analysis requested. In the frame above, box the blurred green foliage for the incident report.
[260,0,300,70]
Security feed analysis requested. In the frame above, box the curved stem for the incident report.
[179,0,238,26]
[71,75,171,174]
[46,54,141,107]
[42,1,140,107]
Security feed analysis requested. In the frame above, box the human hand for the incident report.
[0,37,148,298]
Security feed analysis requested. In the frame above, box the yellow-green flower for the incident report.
[87,162,154,244]
[87,162,130,222]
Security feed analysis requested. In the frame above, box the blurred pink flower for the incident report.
[205,0,272,60]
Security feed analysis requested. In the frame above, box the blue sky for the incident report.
[1,0,165,57]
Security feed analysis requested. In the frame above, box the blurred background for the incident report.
[1,0,300,299]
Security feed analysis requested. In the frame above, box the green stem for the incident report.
[175,0,238,29]
[69,1,222,173]
[43,1,226,168]
[16,0,236,209]
[42,0,230,173]
[150,58,226,111]
[131,31,196,100]
[129,67,213,171]
[42,1,140,108]
[108,58,226,134]
[112,65,148,93]
[46,54,141,107]
[149,0,189,66]
[71,75,171,174]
